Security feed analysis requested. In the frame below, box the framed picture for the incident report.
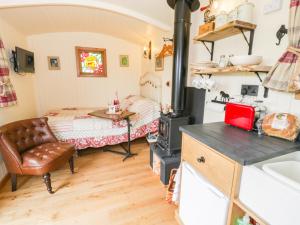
[119,55,129,67]
[48,56,61,70]
[75,46,107,77]
[155,55,164,71]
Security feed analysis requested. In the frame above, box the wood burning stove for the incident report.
[151,87,205,184]
[157,113,190,156]
[150,0,203,185]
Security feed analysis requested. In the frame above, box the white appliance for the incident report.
[179,162,229,225]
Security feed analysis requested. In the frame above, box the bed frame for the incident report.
[140,72,162,104]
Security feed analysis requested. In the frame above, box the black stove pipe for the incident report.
[167,0,200,117]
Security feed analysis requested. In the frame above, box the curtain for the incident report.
[263,0,300,92]
[0,37,17,107]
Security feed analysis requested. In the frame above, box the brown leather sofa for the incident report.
[0,117,75,194]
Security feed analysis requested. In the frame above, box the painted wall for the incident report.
[28,32,143,115]
[141,33,173,106]
[189,0,298,123]
[0,18,37,179]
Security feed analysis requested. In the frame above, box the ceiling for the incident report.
[92,0,174,29]
[0,0,174,45]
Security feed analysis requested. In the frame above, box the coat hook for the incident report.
[163,37,173,43]
[276,25,288,46]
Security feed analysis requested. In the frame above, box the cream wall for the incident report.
[0,18,37,179]
[189,0,300,122]
[28,32,142,115]
[141,32,173,106]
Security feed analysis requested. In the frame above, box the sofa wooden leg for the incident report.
[43,173,54,194]
[11,174,17,192]
[69,156,74,174]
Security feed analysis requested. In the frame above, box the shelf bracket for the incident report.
[254,71,269,98]
[254,72,263,82]
[238,28,255,55]
[201,41,215,61]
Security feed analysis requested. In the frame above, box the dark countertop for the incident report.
[180,122,300,165]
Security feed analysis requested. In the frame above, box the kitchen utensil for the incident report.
[229,55,263,66]
[225,103,256,131]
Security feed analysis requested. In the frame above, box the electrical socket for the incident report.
[241,85,259,97]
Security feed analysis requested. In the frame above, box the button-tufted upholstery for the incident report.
[1,117,57,154]
[0,117,75,193]
[22,142,75,175]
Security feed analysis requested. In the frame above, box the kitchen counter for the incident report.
[180,122,300,165]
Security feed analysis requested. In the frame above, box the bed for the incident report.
[45,73,162,150]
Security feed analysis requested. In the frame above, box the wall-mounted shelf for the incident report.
[194,20,257,59]
[191,65,271,75]
[191,65,271,98]
[194,20,256,42]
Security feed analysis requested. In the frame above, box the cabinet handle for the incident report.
[197,156,205,163]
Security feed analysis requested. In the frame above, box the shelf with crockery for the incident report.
[193,20,257,60]
[191,65,271,76]
[191,64,272,98]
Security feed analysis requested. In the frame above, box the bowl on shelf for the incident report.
[229,55,263,66]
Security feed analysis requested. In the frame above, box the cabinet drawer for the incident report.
[182,133,235,197]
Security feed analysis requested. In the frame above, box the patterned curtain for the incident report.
[263,0,300,92]
[0,37,17,107]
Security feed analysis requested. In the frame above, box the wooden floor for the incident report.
[0,139,177,225]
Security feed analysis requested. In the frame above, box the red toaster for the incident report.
[225,103,256,131]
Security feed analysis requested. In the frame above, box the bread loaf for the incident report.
[262,113,300,141]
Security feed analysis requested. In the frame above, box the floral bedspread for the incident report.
[45,96,160,149]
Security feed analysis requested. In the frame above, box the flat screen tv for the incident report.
[13,47,35,73]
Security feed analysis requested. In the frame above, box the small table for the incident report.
[88,109,137,161]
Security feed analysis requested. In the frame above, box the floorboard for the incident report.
[0,139,177,225]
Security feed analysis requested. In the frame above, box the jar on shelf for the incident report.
[215,11,228,28]
[228,8,238,22]
[237,0,255,23]
[218,55,228,68]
